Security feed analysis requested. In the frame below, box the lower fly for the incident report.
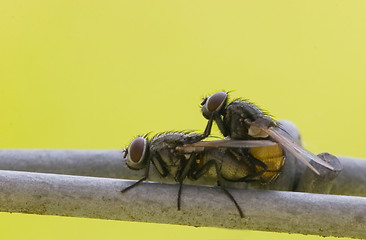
[122,131,279,218]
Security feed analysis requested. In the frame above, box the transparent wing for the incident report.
[176,139,277,153]
[254,124,335,175]
[185,139,276,148]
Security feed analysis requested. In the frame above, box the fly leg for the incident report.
[203,114,214,137]
[237,154,283,183]
[204,112,229,137]
[191,160,244,218]
[121,150,168,193]
[177,153,198,211]
[121,161,150,193]
[186,112,227,144]
[238,153,269,181]
[226,149,268,182]
[213,112,229,137]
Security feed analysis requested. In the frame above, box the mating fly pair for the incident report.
[121,91,335,218]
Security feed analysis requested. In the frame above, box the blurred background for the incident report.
[1,0,365,239]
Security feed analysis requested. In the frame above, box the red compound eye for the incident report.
[126,137,149,170]
[206,91,228,113]
[128,137,146,163]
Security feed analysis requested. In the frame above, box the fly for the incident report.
[200,91,335,175]
[121,131,279,218]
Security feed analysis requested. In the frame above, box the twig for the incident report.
[0,170,365,239]
[0,149,365,196]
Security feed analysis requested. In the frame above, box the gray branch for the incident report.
[0,170,365,239]
[0,149,365,196]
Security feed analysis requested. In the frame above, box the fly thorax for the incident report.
[224,108,250,139]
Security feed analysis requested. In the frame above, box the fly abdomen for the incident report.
[250,144,285,183]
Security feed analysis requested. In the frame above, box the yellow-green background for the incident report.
[1,1,365,239]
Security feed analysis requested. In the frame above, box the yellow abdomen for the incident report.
[250,144,285,183]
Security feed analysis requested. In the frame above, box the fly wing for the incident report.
[176,139,277,153]
[184,139,276,148]
[258,126,335,175]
